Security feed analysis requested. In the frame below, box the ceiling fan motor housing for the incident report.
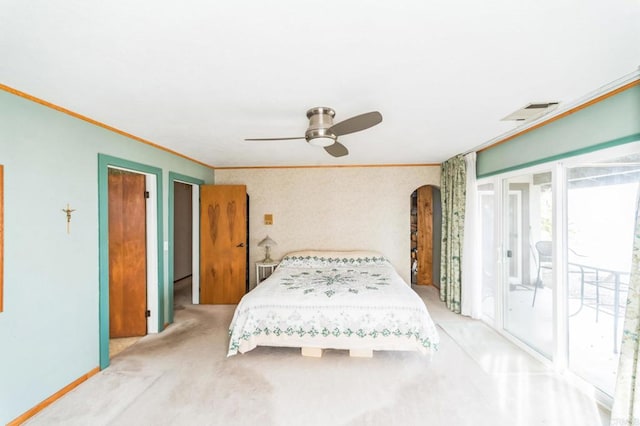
[305,107,336,146]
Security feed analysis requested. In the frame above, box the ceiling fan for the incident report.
[244,107,383,157]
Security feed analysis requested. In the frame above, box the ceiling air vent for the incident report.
[501,102,559,122]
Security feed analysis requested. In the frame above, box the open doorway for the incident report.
[168,172,203,324]
[98,155,163,370]
[108,168,148,358]
[173,181,193,311]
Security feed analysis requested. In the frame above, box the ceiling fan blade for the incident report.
[324,141,349,157]
[244,137,306,141]
[329,111,382,137]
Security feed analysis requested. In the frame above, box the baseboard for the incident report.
[8,366,100,425]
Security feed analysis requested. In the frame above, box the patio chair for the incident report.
[532,240,552,306]
[532,241,591,309]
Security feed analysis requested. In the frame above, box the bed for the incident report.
[227,250,440,357]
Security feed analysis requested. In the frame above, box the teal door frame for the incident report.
[168,172,204,324]
[98,154,164,370]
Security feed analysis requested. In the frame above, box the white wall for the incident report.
[215,166,440,286]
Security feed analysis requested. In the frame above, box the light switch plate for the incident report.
[264,214,273,225]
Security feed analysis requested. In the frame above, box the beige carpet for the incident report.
[26,285,609,426]
[109,337,143,359]
[438,320,549,375]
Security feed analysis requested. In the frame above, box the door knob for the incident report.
[236,243,245,247]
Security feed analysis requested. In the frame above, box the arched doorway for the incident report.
[410,185,441,287]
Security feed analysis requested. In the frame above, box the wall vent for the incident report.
[501,102,559,122]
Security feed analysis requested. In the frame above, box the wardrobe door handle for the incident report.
[236,243,245,248]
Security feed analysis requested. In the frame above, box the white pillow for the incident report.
[280,250,388,268]
[283,250,385,260]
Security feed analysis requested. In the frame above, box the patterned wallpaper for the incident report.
[215,166,440,286]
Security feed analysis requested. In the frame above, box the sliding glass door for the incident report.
[566,152,639,395]
[503,172,554,358]
[479,142,640,401]
[479,183,496,320]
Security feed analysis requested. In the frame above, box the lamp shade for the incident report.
[258,235,277,247]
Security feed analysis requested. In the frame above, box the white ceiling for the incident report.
[1,1,639,168]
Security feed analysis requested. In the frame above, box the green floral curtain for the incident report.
[440,155,466,313]
[612,187,640,425]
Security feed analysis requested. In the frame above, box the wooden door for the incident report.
[108,169,147,337]
[200,185,247,304]
[416,185,433,285]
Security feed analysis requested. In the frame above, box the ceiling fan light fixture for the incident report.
[244,106,382,158]
[305,124,336,147]
[308,136,335,147]
[305,107,337,147]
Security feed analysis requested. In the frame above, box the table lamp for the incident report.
[258,235,277,262]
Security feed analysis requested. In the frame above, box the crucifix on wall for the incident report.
[62,203,76,234]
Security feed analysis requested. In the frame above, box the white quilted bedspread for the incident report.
[228,252,440,356]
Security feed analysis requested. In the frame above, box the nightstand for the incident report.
[256,260,279,284]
